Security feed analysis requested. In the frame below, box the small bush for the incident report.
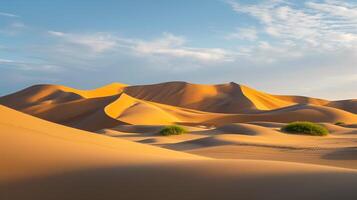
[334,121,345,126]
[281,121,329,136]
[159,125,187,136]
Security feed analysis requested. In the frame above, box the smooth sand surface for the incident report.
[2,105,357,200]
[102,122,357,169]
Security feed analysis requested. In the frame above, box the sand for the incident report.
[1,105,357,200]
[101,122,357,168]
[1,82,356,131]
[1,81,357,199]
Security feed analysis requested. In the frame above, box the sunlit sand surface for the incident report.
[1,82,357,199]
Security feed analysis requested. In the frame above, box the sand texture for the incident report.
[1,82,357,199]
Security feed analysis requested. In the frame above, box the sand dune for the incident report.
[103,95,357,127]
[2,105,357,200]
[1,82,357,199]
[1,81,356,132]
[0,105,202,180]
[216,123,284,136]
[207,104,357,125]
[0,84,127,131]
[124,81,306,113]
[124,81,260,113]
[105,93,180,125]
[327,99,357,114]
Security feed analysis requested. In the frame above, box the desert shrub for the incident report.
[334,121,345,126]
[281,121,329,136]
[159,125,187,136]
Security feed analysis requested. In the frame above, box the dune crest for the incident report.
[0,81,356,131]
[104,93,180,125]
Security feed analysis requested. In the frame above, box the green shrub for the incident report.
[281,121,329,136]
[159,125,187,136]
[334,121,345,126]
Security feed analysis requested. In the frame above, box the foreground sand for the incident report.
[1,105,357,200]
[101,123,357,169]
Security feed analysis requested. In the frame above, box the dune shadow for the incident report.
[161,136,232,151]
[322,147,357,160]
[2,163,357,200]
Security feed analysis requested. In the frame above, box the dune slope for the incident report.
[0,84,127,130]
[0,82,356,131]
[1,105,357,200]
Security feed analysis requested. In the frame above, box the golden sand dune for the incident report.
[101,95,357,128]
[0,83,125,106]
[216,123,284,136]
[0,84,128,131]
[327,99,357,114]
[125,81,298,112]
[124,81,258,113]
[105,93,180,124]
[207,104,357,125]
[2,105,357,200]
[0,81,356,131]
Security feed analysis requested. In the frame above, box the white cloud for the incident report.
[48,31,117,53]
[234,40,304,64]
[0,11,19,18]
[133,33,232,62]
[225,27,258,41]
[10,22,25,28]
[306,1,357,20]
[48,31,65,37]
[228,0,357,50]
[0,58,14,63]
[48,31,233,62]
[0,21,26,35]
[0,58,61,72]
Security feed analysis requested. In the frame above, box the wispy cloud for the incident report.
[225,27,258,41]
[0,58,62,72]
[133,33,232,62]
[48,31,117,53]
[306,1,357,20]
[228,0,357,50]
[0,21,26,35]
[48,31,233,62]
[0,11,19,18]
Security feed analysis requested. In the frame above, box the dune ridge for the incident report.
[0,81,356,131]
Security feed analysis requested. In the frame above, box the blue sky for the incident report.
[0,0,356,99]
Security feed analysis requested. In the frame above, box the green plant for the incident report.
[159,125,187,136]
[281,121,329,136]
[334,121,345,126]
